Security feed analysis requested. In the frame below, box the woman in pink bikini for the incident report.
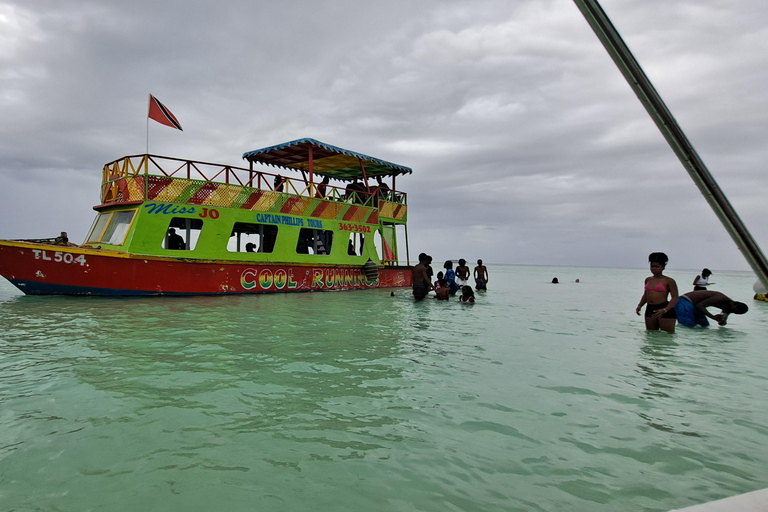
[636,252,679,333]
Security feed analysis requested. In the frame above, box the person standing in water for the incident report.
[412,253,433,301]
[473,259,489,290]
[455,259,470,287]
[692,268,715,291]
[443,260,460,295]
[636,252,679,333]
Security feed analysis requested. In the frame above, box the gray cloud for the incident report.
[1,0,767,272]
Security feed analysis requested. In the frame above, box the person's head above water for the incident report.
[458,258,466,266]
[726,301,749,315]
[444,260,453,269]
[702,268,712,278]
[648,252,668,267]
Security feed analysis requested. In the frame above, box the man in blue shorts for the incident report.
[675,290,748,327]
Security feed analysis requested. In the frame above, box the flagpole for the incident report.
[146,93,150,154]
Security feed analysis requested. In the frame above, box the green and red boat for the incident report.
[0,138,413,295]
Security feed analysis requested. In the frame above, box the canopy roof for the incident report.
[242,138,412,181]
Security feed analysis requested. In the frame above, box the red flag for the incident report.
[148,94,183,131]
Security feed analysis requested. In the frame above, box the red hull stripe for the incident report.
[0,244,412,296]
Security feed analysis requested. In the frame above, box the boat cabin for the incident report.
[87,138,411,268]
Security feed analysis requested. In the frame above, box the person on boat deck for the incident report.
[273,174,285,192]
[315,176,330,199]
[345,180,365,203]
[692,268,715,291]
[636,252,679,333]
[443,260,460,296]
[474,259,488,290]
[167,228,185,250]
[245,242,256,253]
[675,290,748,327]
[455,259,470,287]
[412,253,434,301]
[374,176,391,203]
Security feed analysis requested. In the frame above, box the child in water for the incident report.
[459,285,475,303]
[434,279,450,301]
[434,271,444,291]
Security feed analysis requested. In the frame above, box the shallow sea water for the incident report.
[1,265,767,511]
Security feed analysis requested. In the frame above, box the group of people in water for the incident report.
[638,252,749,333]
[412,253,489,303]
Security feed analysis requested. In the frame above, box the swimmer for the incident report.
[458,285,475,303]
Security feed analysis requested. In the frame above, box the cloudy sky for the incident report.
[2,0,768,271]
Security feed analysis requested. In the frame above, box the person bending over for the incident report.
[675,290,748,327]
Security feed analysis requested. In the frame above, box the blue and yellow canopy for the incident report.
[243,138,412,181]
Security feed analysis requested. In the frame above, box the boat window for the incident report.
[377,224,398,265]
[101,210,136,245]
[85,210,136,246]
[164,218,203,250]
[296,228,333,255]
[346,232,365,256]
[227,222,278,253]
[86,213,111,243]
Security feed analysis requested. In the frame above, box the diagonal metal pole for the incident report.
[573,0,768,289]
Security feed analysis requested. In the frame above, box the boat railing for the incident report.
[101,154,407,211]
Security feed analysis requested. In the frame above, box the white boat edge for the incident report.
[670,488,768,512]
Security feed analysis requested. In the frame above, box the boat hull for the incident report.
[0,241,412,296]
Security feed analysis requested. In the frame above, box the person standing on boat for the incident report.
[412,253,434,301]
[167,228,185,250]
[274,174,285,192]
[474,259,489,290]
[315,176,330,199]
[636,252,679,333]
[675,290,748,327]
[374,176,391,204]
[692,268,715,291]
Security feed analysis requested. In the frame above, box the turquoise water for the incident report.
[1,265,767,511]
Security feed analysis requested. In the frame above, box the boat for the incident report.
[0,138,414,295]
